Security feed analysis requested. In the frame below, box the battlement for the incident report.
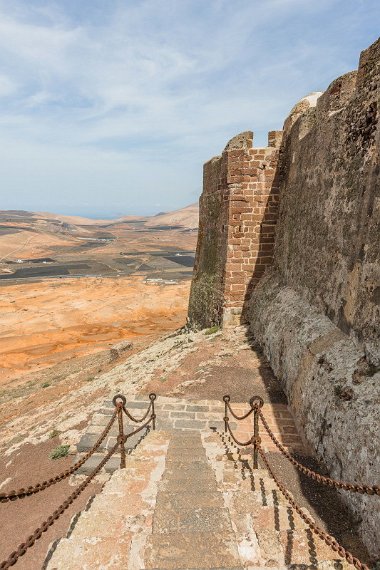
[188,129,283,328]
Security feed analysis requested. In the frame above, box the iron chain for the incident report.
[257,408,380,496]
[0,410,117,503]
[257,446,370,570]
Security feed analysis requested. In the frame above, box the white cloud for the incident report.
[0,74,17,97]
[0,0,378,214]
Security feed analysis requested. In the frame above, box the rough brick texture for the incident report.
[188,130,282,328]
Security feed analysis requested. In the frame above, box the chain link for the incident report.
[225,419,254,447]
[257,409,380,496]
[0,439,120,569]
[224,396,255,421]
[0,411,117,504]
[122,393,156,424]
[257,446,370,570]
[122,402,152,423]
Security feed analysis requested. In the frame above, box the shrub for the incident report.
[49,445,70,460]
[204,325,220,335]
[49,429,60,439]
[41,382,50,388]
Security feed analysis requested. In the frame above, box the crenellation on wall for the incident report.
[188,129,283,328]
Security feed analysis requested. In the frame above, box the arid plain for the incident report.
[0,205,198,409]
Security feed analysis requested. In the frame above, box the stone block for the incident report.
[174,419,205,429]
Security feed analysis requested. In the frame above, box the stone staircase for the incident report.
[45,396,359,569]
[74,395,235,475]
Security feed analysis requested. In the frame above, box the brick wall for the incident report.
[188,129,282,328]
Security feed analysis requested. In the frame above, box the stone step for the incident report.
[162,461,217,480]
[45,430,170,569]
[145,531,242,569]
[74,452,123,474]
[77,426,149,452]
[153,505,233,535]
[155,490,224,509]
[157,477,220,494]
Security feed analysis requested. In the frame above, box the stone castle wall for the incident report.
[248,38,380,557]
[188,130,282,328]
[188,37,380,556]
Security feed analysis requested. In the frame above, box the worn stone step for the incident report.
[166,445,207,452]
[73,453,122,474]
[155,490,224,509]
[169,433,203,441]
[77,427,149,453]
[164,456,209,468]
[153,506,233,534]
[145,531,241,569]
[169,435,201,443]
[163,465,216,482]
[158,477,219,493]
[166,448,208,465]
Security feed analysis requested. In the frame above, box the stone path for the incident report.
[46,396,365,569]
[145,430,241,569]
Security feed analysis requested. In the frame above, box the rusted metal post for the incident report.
[149,393,157,430]
[250,396,264,470]
[117,403,126,469]
[253,406,259,469]
[223,395,230,433]
[113,394,127,469]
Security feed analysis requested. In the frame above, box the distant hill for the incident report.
[0,202,199,230]
[145,203,199,229]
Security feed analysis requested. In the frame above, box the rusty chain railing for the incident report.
[0,393,156,569]
[223,394,264,468]
[257,408,380,496]
[113,392,156,468]
[257,448,370,570]
[222,394,378,570]
[0,411,117,503]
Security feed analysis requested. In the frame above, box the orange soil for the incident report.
[0,276,190,387]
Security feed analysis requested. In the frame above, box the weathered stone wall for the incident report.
[188,130,282,328]
[249,37,380,557]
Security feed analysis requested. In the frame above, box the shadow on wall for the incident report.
[241,332,371,566]
[241,152,283,324]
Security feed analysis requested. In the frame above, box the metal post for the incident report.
[253,406,259,469]
[250,396,264,470]
[117,403,126,469]
[149,393,157,430]
[223,395,230,433]
[112,394,128,469]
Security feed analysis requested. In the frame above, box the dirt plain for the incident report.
[0,204,198,410]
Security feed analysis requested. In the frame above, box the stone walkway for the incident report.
[46,396,366,569]
[44,327,370,569]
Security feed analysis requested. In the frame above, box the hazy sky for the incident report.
[0,0,379,217]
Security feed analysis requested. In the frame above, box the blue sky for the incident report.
[0,0,379,218]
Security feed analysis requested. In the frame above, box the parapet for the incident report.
[224,131,253,151]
